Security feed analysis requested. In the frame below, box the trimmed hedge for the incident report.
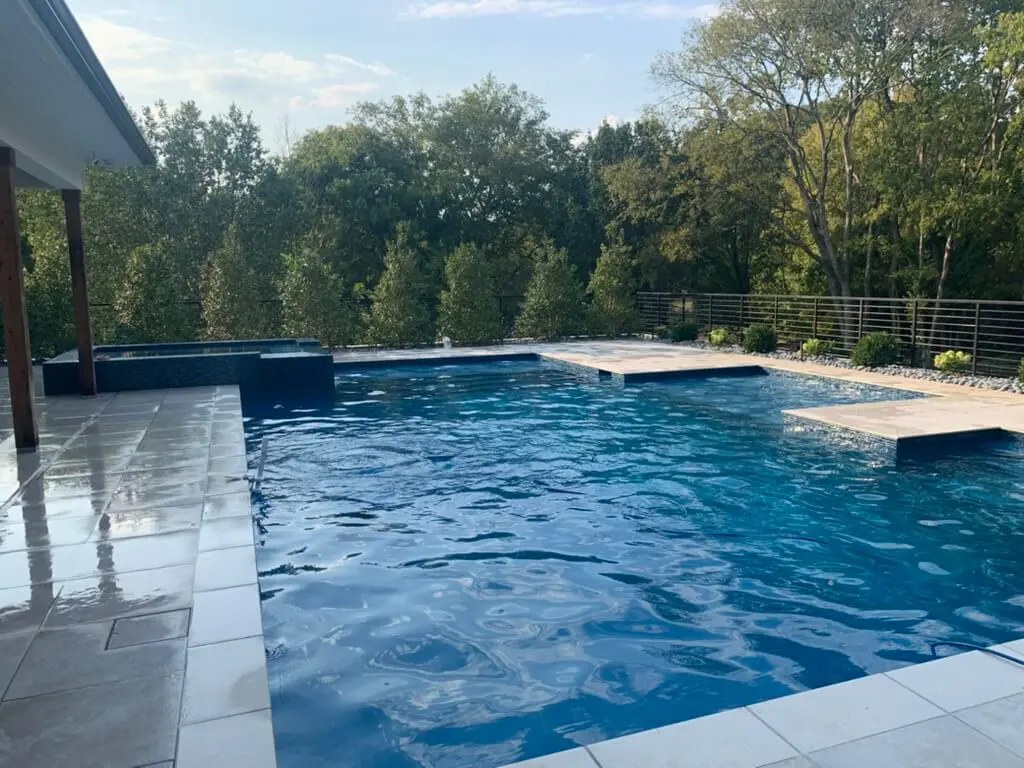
[850,332,900,367]
[742,324,777,353]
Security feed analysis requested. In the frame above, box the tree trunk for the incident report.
[864,217,874,298]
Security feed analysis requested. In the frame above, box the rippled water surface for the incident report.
[245,362,1024,768]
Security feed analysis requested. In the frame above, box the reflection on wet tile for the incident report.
[0,530,198,590]
[198,516,254,552]
[0,583,58,634]
[181,635,269,724]
[190,584,262,646]
[209,455,248,476]
[17,474,118,501]
[207,475,250,496]
[0,630,35,695]
[209,442,246,459]
[0,515,98,554]
[194,546,256,592]
[7,623,186,699]
[108,608,191,649]
[177,708,276,768]
[0,674,181,767]
[93,504,203,540]
[1,497,106,522]
[44,564,194,628]
[107,483,207,512]
[203,492,251,520]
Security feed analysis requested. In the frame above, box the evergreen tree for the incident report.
[280,244,358,348]
[514,239,586,340]
[201,223,268,340]
[114,240,195,342]
[588,233,639,335]
[365,222,433,345]
[438,243,501,343]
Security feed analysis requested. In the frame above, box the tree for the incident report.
[365,222,433,345]
[438,243,501,343]
[280,240,358,349]
[654,0,944,298]
[514,239,586,339]
[588,233,639,335]
[114,240,195,343]
[201,223,268,340]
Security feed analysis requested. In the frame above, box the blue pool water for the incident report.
[245,362,1024,768]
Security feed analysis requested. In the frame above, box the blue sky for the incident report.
[69,0,715,150]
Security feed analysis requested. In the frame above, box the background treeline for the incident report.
[17,0,1024,356]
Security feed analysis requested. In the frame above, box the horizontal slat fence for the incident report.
[638,292,1024,379]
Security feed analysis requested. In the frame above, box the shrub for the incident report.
[438,243,501,343]
[850,331,900,367]
[514,239,586,340]
[708,327,730,347]
[365,222,433,346]
[933,350,971,374]
[742,324,777,353]
[668,320,700,342]
[801,338,831,357]
[588,234,639,335]
[1019,358,1024,385]
[654,325,670,339]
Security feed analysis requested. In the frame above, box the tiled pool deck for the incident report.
[1,339,1021,767]
[0,378,271,767]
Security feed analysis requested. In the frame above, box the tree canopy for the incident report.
[15,15,1024,356]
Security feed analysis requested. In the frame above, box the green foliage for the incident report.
[801,338,831,357]
[708,327,731,346]
[668,320,700,342]
[742,324,777,353]
[201,224,269,340]
[1019,358,1024,384]
[514,239,586,340]
[365,222,434,346]
[438,243,501,343]
[114,241,196,343]
[850,332,901,368]
[280,240,359,349]
[933,350,972,373]
[588,234,639,335]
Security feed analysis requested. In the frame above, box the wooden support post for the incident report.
[0,149,38,450]
[61,190,96,395]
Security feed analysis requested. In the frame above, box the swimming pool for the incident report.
[245,361,1024,768]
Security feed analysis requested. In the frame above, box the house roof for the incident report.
[0,0,154,189]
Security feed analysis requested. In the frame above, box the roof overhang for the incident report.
[0,0,155,190]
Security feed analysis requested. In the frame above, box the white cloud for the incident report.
[78,16,175,61]
[325,54,397,78]
[407,0,718,18]
[78,14,397,131]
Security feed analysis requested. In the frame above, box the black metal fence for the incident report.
[638,292,1024,378]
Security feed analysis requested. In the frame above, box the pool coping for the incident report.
[503,638,1024,768]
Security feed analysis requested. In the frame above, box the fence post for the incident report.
[858,299,865,338]
[739,294,746,329]
[910,300,918,365]
[708,295,714,331]
[773,295,779,330]
[812,297,819,338]
[971,302,981,374]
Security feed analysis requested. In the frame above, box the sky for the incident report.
[68,0,716,149]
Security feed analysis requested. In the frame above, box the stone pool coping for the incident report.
[504,639,1024,768]
[336,341,1024,451]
